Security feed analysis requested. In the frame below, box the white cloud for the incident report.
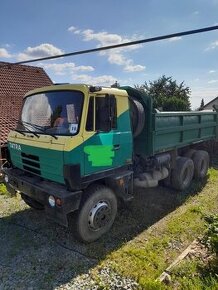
[0,48,12,58]
[81,29,125,46]
[68,26,77,32]
[72,74,117,86]
[17,43,64,61]
[168,36,182,42]
[41,62,94,75]
[208,79,218,84]
[107,51,126,65]
[209,70,216,73]
[68,26,145,73]
[124,64,145,72]
[105,49,145,72]
[205,40,218,51]
[74,30,81,35]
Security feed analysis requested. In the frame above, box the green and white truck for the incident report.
[2,84,218,242]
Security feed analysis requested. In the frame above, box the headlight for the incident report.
[48,195,55,207]
[4,175,9,183]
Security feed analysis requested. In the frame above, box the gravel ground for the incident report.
[0,185,185,289]
[55,266,139,290]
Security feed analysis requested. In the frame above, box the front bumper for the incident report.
[2,168,82,227]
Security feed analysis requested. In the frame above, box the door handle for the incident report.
[113,144,120,150]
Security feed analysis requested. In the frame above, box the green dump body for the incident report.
[153,111,218,154]
[122,86,218,157]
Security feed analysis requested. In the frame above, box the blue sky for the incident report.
[1,0,218,109]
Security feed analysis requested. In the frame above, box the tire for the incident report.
[192,150,209,179]
[171,157,194,191]
[21,194,44,210]
[129,97,145,137]
[74,184,117,243]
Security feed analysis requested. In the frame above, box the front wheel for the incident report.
[73,184,117,243]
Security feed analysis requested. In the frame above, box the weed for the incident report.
[171,258,218,290]
[203,214,218,255]
[0,183,10,197]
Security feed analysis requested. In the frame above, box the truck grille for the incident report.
[21,152,41,175]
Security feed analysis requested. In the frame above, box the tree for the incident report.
[199,98,205,110]
[135,75,191,111]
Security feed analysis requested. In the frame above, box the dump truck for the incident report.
[2,84,218,242]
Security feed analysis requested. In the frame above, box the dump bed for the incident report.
[153,110,218,153]
[120,86,218,157]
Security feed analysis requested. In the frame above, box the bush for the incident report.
[203,215,218,255]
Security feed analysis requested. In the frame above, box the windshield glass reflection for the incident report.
[18,90,84,135]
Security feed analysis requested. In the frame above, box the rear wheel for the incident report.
[21,194,44,210]
[171,157,194,191]
[192,150,209,179]
[73,184,117,243]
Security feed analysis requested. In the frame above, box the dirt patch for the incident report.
[0,184,187,289]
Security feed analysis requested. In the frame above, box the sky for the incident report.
[1,0,218,109]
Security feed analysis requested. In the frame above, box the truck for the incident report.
[2,84,218,242]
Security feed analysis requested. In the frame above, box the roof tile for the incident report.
[0,62,53,145]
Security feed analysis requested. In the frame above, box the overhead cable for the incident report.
[1,25,218,66]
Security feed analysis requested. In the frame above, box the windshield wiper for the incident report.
[13,119,40,138]
[14,119,58,140]
[25,122,58,140]
[19,121,40,138]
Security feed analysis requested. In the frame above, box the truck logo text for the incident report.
[9,143,21,151]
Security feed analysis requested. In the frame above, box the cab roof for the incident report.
[24,84,129,98]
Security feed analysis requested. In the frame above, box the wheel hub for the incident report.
[88,201,111,230]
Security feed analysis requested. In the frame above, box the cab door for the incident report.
[83,94,122,175]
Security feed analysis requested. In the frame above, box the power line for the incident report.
[1,25,218,67]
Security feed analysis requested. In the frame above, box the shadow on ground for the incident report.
[0,178,208,289]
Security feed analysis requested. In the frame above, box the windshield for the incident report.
[18,90,84,135]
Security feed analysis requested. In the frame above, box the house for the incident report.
[202,96,218,110]
[0,62,53,173]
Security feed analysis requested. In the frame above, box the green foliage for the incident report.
[171,259,218,290]
[135,75,191,111]
[203,214,218,254]
[0,183,10,197]
[138,277,164,290]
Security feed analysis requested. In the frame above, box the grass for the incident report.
[0,168,217,289]
[91,168,218,289]
[170,255,218,290]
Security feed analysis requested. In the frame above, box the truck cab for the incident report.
[4,84,134,242]
[8,84,133,182]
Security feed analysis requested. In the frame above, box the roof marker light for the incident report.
[89,86,102,93]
